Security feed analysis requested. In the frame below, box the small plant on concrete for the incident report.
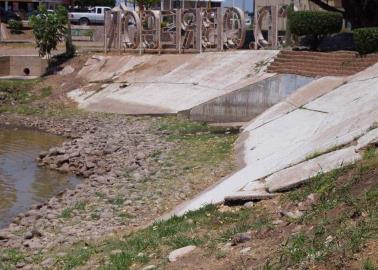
[29,5,68,59]
[7,19,22,34]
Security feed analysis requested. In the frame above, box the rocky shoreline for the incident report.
[0,113,176,261]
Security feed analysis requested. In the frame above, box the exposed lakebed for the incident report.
[0,127,80,228]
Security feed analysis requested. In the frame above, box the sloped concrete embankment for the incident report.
[172,63,378,215]
[67,51,278,115]
[186,74,313,123]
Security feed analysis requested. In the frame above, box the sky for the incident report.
[223,0,254,13]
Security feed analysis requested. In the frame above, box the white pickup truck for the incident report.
[69,6,111,25]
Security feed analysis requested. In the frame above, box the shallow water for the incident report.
[0,127,80,228]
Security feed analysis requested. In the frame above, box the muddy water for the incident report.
[0,127,80,228]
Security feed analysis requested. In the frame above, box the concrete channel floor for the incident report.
[68,50,279,114]
[172,63,378,216]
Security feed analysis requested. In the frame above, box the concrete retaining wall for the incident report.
[187,74,314,123]
[0,56,48,77]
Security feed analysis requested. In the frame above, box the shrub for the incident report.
[30,5,68,58]
[8,19,22,34]
[353,27,378,55]
[289,11,343,50]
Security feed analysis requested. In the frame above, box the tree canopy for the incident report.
[309,0,378,28]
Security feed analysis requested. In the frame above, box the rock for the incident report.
[41,257,55,268]
[240,247,251,254]
[243,201,254,208]
[272,219,285,226]
[24,231,33,239]
[231,232,251,246]
[280,210,304,219]
[16,261,26,268]
[168,245,196,262]
[38,151,48,159]
[58,65,75,76]
[0,232,11,240]
[55,155,69,166]
[23,239,42,249]
[142,265,156,270]
[306,193,319,205]
[110,249,122,255]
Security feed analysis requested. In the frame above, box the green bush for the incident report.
[353,28,378,55]
[289,11,343,50]
[8,19,22,34]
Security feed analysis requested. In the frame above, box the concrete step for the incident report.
[268,64,356,72]
[268,62,369,72]
[267,67,355,76]
[279,50,358,57]
[275,54,376,62]
[269,51,378,76]
[273,57,378,67]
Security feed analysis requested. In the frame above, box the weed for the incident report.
[56,245,96,270]
[215,250,226,259]
[0,249,25,269]
[363,258,376,270]
[305,144,345,161]
[95,191,105,198]
[108,196,124,206]
[59,208,73,219]
[74,201,86,211]
[40,86,52,98]
[91,210,101,220]
[363,147,377,160]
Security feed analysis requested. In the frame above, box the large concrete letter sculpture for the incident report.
[105,6,247,53]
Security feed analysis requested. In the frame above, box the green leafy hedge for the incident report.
[289,11,342,36]
[8,19,22,34]
[353,28,378,54]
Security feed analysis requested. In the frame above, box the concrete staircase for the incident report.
[267,50,378,77]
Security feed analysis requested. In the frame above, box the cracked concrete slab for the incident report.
[356,128,378,150]
[245,76,346,131]
[266,146,361,193]
[172,63,378,216]
[69,51,278,114]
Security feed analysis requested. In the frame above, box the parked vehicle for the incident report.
[69,6,111,25]
[0,7,21,23]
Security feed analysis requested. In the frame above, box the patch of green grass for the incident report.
[59,208,73,219]
[55,244,97,270]
[363,258,376,270]
[285,167,345,203]
[363,147,377,160]
[95,191,105,198]
[0,249,25,270]
[281,232,332,266]
[40,86,52,98]
[97,205,254,270]
[279,150,378,268]
[74,201,86,211]
[0,79,41,104]
[108,196,124,206]
[91,210,101,220]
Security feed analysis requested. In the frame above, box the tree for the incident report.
[309,0,378,28]
[136,0,159,10]
[73,0,115,8]
[289,11,343,50]
[30,5,68,58]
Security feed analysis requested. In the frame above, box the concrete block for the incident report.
[266,147,361,193]
[356,128,378,150]
[224,190,276,202]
